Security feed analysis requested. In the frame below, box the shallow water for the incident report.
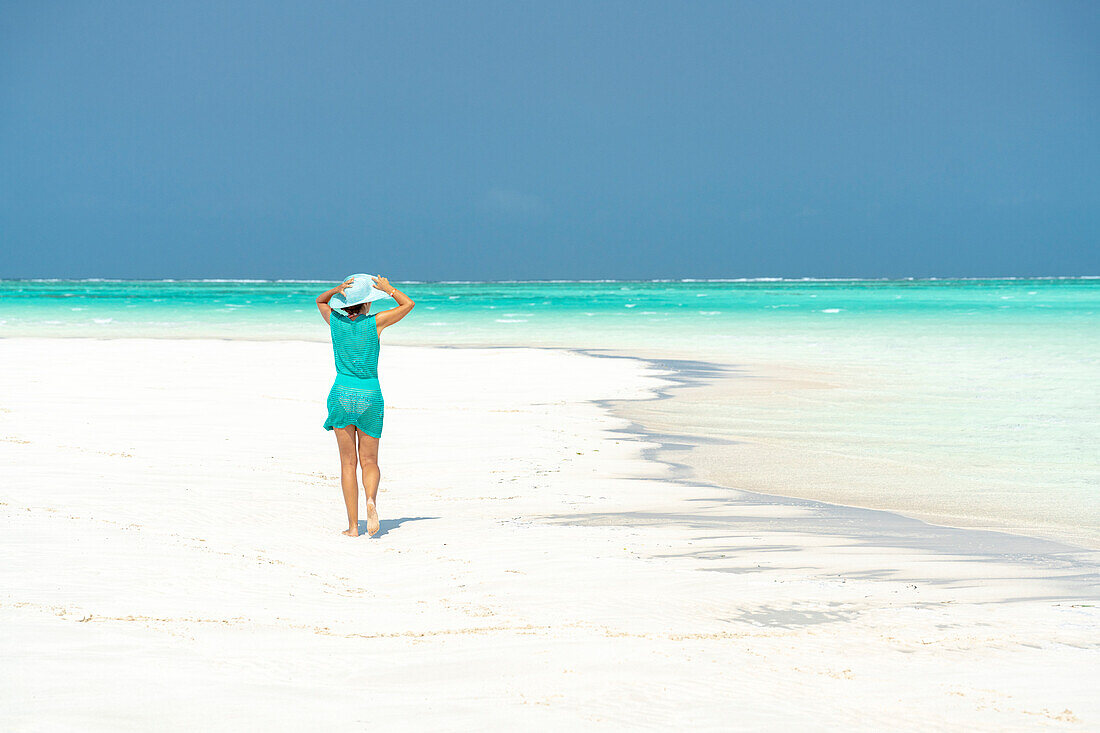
[3,277,1097,546]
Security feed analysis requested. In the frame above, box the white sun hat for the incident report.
[329,273,393,315]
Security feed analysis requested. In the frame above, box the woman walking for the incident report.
[316,275,415,537]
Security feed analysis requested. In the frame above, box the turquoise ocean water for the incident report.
[2,278,1097,546]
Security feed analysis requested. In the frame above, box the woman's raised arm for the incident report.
[372,276,415,331]
[316,278,354,324]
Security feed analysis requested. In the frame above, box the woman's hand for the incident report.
[337,278,355,293]
[372,277,415,331]
[372,276,394,294]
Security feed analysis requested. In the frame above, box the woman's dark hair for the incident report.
[344,302,366,316]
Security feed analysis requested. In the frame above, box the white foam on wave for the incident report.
[821,308,842,313]
[93,318,115,324]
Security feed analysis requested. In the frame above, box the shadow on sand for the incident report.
[356,516,438,539]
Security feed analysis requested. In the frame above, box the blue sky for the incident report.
[1,1,1097,280]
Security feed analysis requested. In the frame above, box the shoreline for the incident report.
[575,346,1100,553]
[4,333,1094,552]
[584,347,1100,554]
[390,340,1100,555]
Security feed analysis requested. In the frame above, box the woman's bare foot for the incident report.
[342,528,358,537]
[366,502,379,536]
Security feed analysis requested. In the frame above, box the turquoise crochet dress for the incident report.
[323,311,384,438]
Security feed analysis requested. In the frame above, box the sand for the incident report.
[1,337,1098,730]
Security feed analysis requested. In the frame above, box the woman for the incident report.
[316,275,415,537]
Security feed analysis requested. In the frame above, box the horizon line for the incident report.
[2,275,1098,284]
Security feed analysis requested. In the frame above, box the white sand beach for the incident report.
[2,338,1098,730]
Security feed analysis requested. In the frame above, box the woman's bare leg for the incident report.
[357,433,380,536]
[334,426,360,536]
